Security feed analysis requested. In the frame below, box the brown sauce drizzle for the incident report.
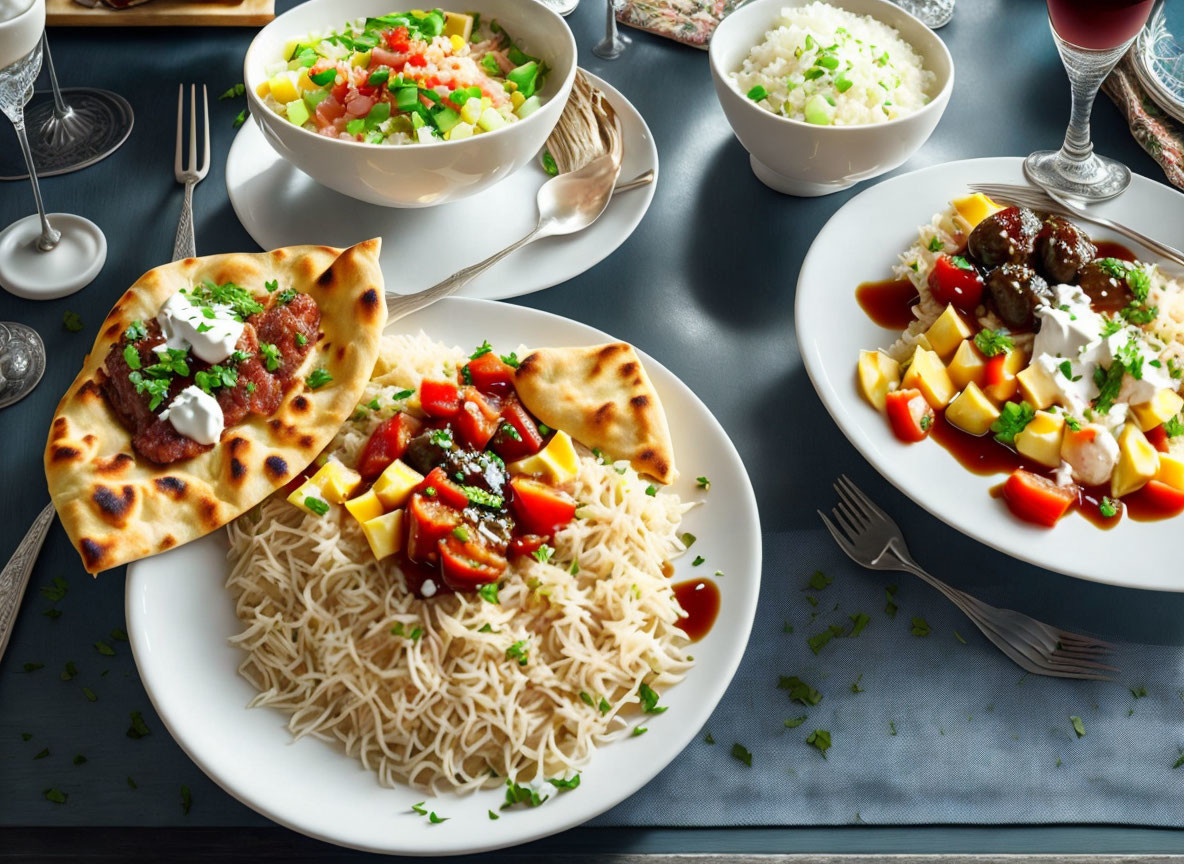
[672,579,720,642]
[856,278,920,330]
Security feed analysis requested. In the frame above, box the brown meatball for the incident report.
[967,206,1043,269]
[1076,259,1133,314]
[986,264,1051,330]
[1035,216,1096,284]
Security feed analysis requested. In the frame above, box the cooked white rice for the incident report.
[730,2,934,126]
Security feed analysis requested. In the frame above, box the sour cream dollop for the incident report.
[155,291,244,365]
[159,385,224,445]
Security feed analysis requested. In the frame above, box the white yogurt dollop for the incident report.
[160,385,224,445]
[155,291,244,365]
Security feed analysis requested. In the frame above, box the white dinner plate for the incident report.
[225,72,657,301]
[126,298,761,855]
[797,156,1184,592]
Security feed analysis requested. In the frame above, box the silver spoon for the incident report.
[384,154,627,319]
[0,322,45,410]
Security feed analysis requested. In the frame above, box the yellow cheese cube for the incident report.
[1155,452,1184,491]
[361,509,405,561]
[925,305,973,362]
[945,383,1000,436]
[373,460,424,509]
[1112,424,1160,498]
[1131,389,1184,431]
[952,193,1004,230]
[901,347,956,409]
[1017,364,1060,411]
[268,72,299,105]
[286,481,330,516]
[344,488,384,525]
[508,430,580,484]
[1014,410,1065,468]
[443,11,474,41]
[856,350,901,413]
[947,340,986,391]
[309,460,362,503]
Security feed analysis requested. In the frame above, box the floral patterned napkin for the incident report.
[616,0,744,49]
[1101,53,1183,189]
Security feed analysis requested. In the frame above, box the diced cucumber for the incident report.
[345,117,365,136]
[366,102,391,128]
[395,86,420,112]
[432,105,461,133]
[302,88,329,110]
[460,98,483,125]
[448,122,475,140]
[514,95,541,119]
[804,93,832,125]
[285,99,310,127]
[477,107,506,132]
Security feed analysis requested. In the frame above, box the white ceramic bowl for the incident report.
[244,0,577,208]
[709,0,954,197]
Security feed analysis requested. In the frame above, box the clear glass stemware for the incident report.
[1024,0,1156,202]
[592,0,628,60]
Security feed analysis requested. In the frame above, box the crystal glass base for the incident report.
[1024,148,1132,203]
[894,0,954,29]
[592,36,626,59]
[0,87,133,181]
[0,212,106,300]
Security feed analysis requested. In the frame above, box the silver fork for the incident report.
[819,475,1118,681]
[969,182,1184,269]
[172,84,210,262]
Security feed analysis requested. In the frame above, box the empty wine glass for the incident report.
[0,0,106,300]
[1024,0,1156,202]
[593,0,627,60]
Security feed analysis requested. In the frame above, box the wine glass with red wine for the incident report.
[1024,0,1155,202]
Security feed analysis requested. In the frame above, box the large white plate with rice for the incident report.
[125,297,761,855]
[796,155,1184,591]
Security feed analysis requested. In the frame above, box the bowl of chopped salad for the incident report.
[244,0,577,208]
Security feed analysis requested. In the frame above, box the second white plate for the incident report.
[796,156,1184,592]
[225,72,657,301]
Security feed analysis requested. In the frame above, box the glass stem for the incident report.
[12,113,60,252]
[40,35,71,120]
[1058,66,1105,165]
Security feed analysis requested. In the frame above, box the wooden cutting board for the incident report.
[46,0,274,27]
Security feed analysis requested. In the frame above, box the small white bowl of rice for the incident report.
[710,0,952,197]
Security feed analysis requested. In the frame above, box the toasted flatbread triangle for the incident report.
[514,342,676,484]
[45,240,386,574]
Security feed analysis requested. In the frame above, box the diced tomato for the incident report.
[507,534,548,558]
[407,54,427,68]
[927,254,985,313]
[331,80,349,103]
[383,26,410,52]
[417,467,469,510]
[464,353,516,394]
[491,400,545,461]
[356,413,424,481]
[1135,480,1184,514]
[1002,469,1076,527]
[454,387,502,450]
[1146,424,1170,453]
[406,493,461,562]
[509,476,577,536]
[438,535,507,591]
[884,389,934,443]
[420,379,460,418]
[422,75,441,89]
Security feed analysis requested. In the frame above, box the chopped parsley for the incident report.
[851,674,865,693]
[974,328,1014,358]
[44,788,67,804]
[194,364,237,394]
[778,675,822,706]
[189,280,264,320]
[954,630,967,645]
[1131,686,1148,699]
[784,715,807,729]
[807,624,846,654]
[488,809,500,820]
[680,532,696,548]
[806,729,832,756]
[478,582,499,604]
[428,812,447,824]
[60,662,77,681]
[218,83,245,101]
[1100,316,1124,337]
[264,279,278,293]
[295,333,308,347]
[275,288,297,305]
[145,347,190,379]
[470,340,493,359]
[548,774,581,790]
[94,641,115,657]
[22,662,43,673]
[428,428,453,449]
[62,311,84,332]
[632,726,648,736]
[73,754,87,765]
[461,486,503,509]
[645,484,658,497]
[730,743,753,766]
[885,584,899,618]
[949,255,974,270]
[807,570,832,591]
[1070,715,1086,738]
[500,351,520,368]
[304,496,329,516]
[124,320,147,341]
[692,556,705,566]
[1165,415,1184,438]
[532,544,554,564]
[848,611,871,636]
[991,401,1035,445]
[506,640,529,666]
[927,236,943,253]
[258,342,281,371]
[393,388,414,400]
[126,711,150,739]
[503,778,547,809]
[910,617,931,637]
[306,368,332,390]
[1099,497,1119,518]
[500,423,522,442]
[41,577,68,603]
[411,802,427,815]
[704,731,715,744]
[638,682,667,714]
[696,476,711,490]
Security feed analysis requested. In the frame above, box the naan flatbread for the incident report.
[514,342,676,484]
[45,240,386,574]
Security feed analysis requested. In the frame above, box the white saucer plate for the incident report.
[225,72,657,301]
[796,156,1184,592]
[126,297,761,855]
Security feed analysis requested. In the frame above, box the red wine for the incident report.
[1046,0,1155,50]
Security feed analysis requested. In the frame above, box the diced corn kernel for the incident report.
[925,305,973,362]
[856,349,901,413]
[901,347,956,409]
[344,489,385,524]
[945,383,1000,436]
[508,431,580,484]
[450,34,465,52]
[1131,389,1184,431]
[361,509,405,560]
[1015,410,1065,468]
[1017,364,1060,410]
[256,80,271,98]
[286,481,329,516]
[947,340,986,390]
[1112,424,1159,498]
[373,460,424,509]
[511,91,525,109]
[310,459,362,503]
